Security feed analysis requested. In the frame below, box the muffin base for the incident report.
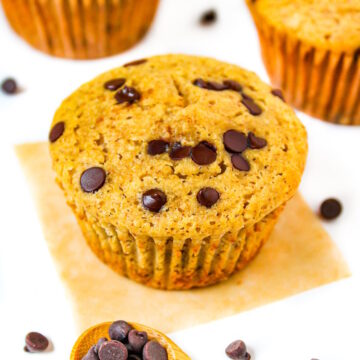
[1,0,159,59]
[75,205,284,290]
[249,9,360,125]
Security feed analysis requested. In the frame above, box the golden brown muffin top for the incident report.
[49,55,307,240]
[247,0,360,52]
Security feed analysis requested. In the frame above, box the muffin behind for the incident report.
[49,54,307,289]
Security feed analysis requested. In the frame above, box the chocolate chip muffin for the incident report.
[49,55,307,289]
[246,0,360,125]
[1,0,159,59]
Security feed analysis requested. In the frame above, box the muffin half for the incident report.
[49,55,307,289]
[246,0,360,125]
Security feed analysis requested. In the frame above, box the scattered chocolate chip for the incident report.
[143,341,168,360]
[142,189,167,213]
[80,167,106,193]
[147,140,169,155]
[49,121,65,143]
[109,321,133,342]
[98,340,128,360]
[247,132,267,149]
[25,332,49,353]
[225,340,250,360]
[231,154,250,171]
[82,345,99,360]
[271,88,285,102]
[193,78,228,91]
[128,330,148,353]
[200,9,217,25]
[241,94,262,115]
[223,130,247,153]
[1,78,17,94]
[223,79,242,92]
[124,59,148,67]
[95,338,108,354]
[191,141,217,165]
[197,187,220,208]
[115,86,141,104]
[169,143,192,160]
[104,78,126,91]
[320,198,342,220]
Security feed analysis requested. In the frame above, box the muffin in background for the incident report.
[246,0,360,125]
[49,54,307,290]
[1,0,159,59]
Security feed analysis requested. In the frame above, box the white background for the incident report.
[0,1,360,359]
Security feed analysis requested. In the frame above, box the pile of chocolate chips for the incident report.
[82,320,168,360]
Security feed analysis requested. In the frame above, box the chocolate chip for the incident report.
[147,140,169,155]
[104,78,126,91]
[193,78,228,91]
[320,198,342,220]
[223,79,242,92]
[82,345,99,360]
[25,332,49,353]
[231,154,250,171]
[241,94,262,115]
[223,130,247,153]
[225,340,250,360]
[197,187,220,208]
[142,189,167,212]
[2,78,17,94]
[109,320,133,342]
[200,9,217,25]
[98,340,128,360]
[115,86,141,104]
[80,167,106,193]
[247,132,267,149]
[169,143,192,160]
[271,88,285,102]
[49,121,65,143]
[191,141,217,165]
[95,338,108,354]
[124,59,148,67]
[143,341,168,360]
[128,330,148,353]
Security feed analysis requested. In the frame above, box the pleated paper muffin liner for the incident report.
[1,0,159,59]
[74,204,284,290]
[251,13,360,125]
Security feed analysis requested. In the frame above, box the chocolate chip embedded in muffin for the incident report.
[271,88,285,102]
[191,141,217,165]
[241,94,262,115]
[143,341,168,360]
[231,154,250,171]
[109,320,133,342]
[147,140,169,155]
[25,332,49,353]
[223,130,247,153]
[247,132,267,149]
[193,78,228,91]
[115,86,141,104]
[320,198,342,220]
[197,187,220,208]
[223,79,242,92]
[124,59,148,67]
[142,189,167,213]
[104,78,126,91]
[225,340,251,360]
[80,167,106,193]
[98,340,128,360]
[49,121,65,143]
[169,143,192,160]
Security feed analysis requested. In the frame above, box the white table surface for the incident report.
[0,1,359,359]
